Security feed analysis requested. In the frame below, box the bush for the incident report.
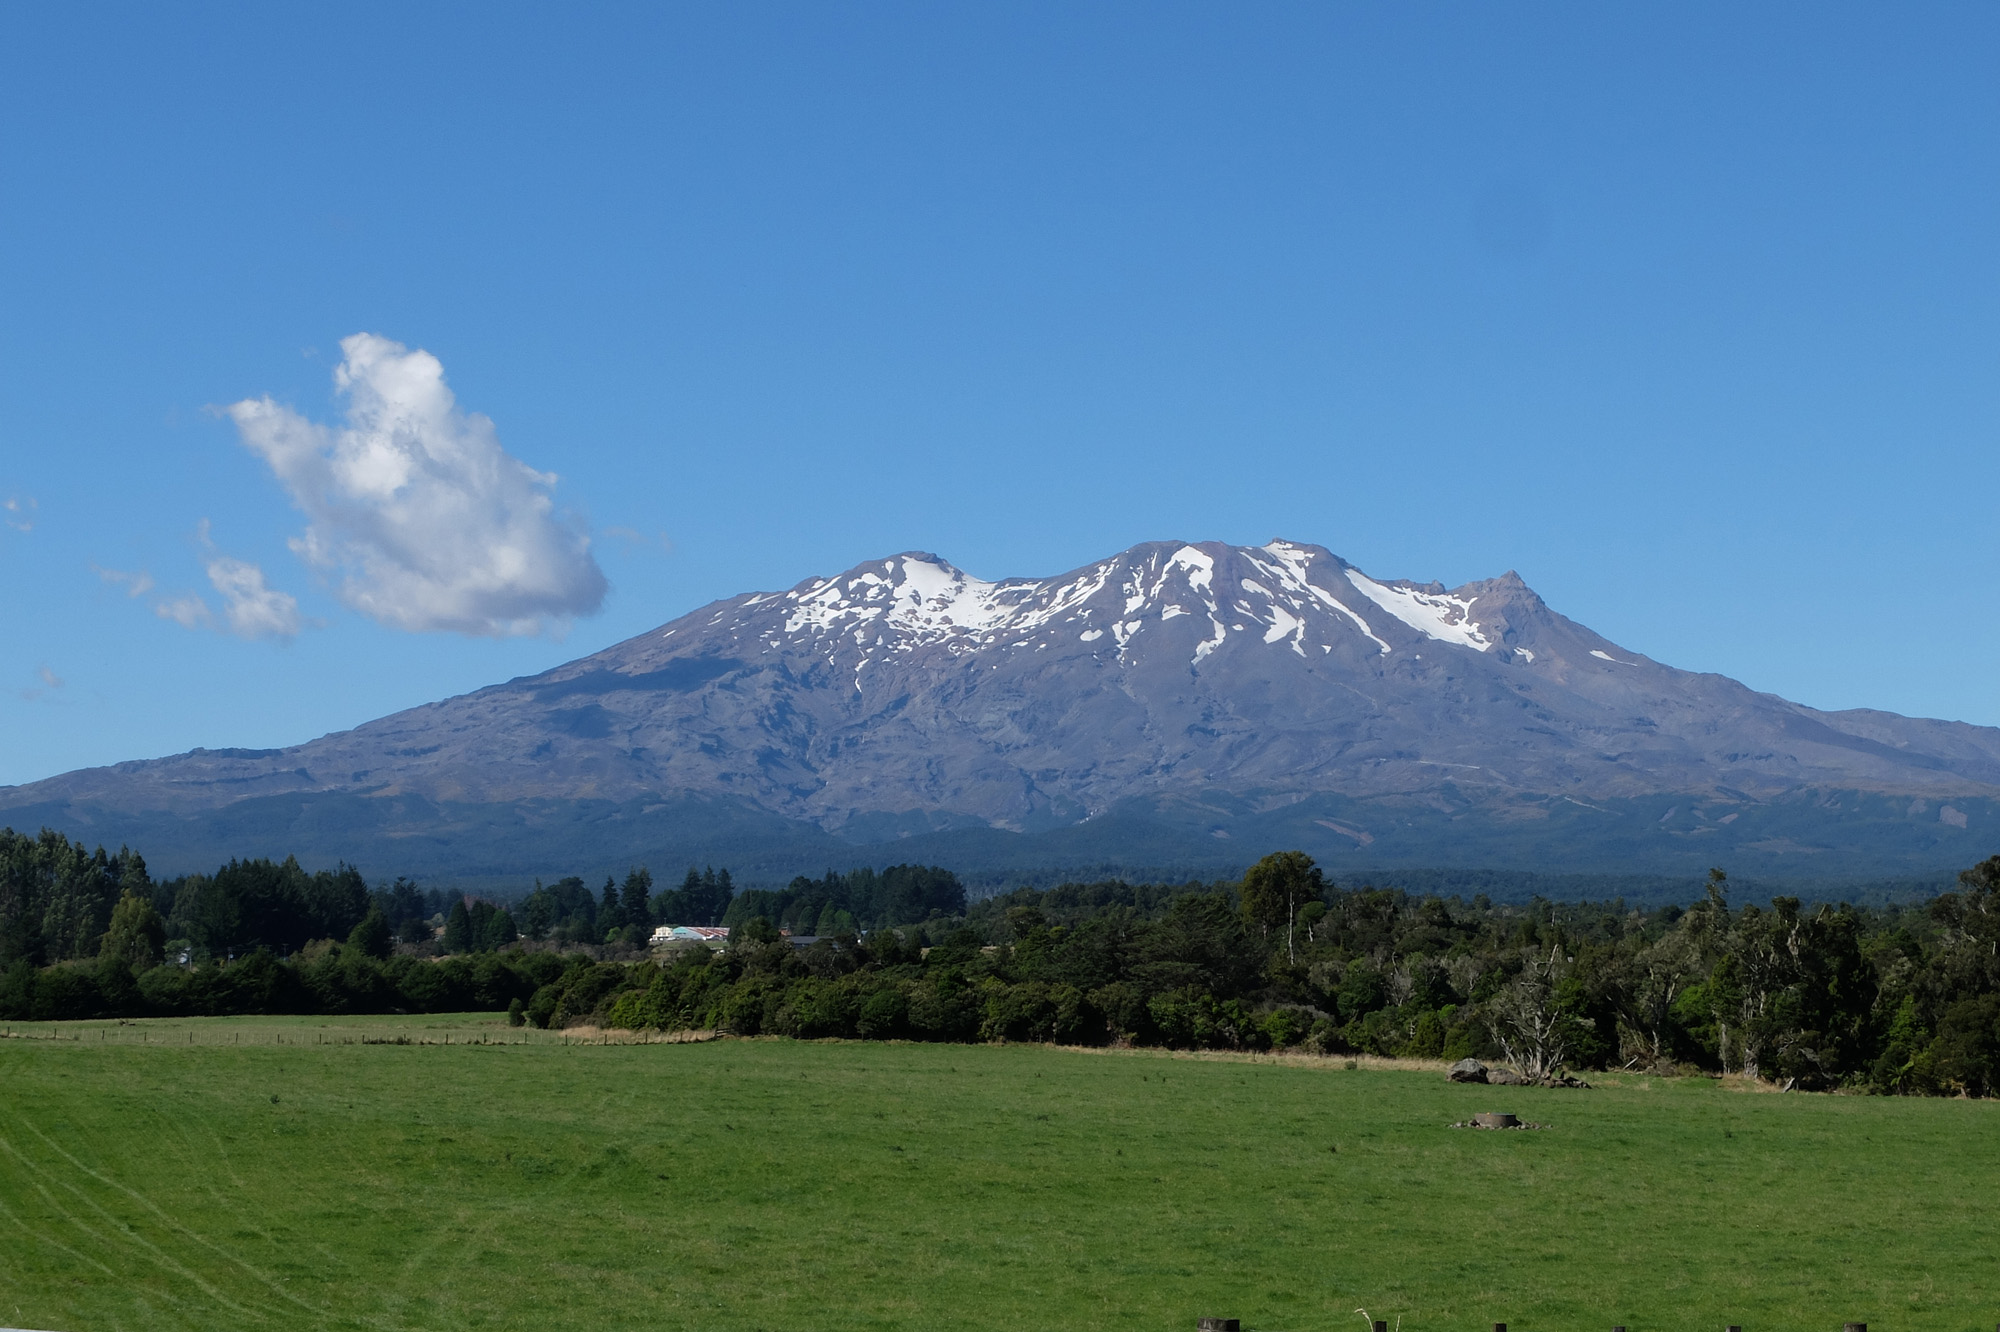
[773,976,859,1039]
[1088,981,1151,1044]
[0,959,35,1020]
[980,980,1061,1043]
[1148,987,1259,1050]
[716,975,782,1036]
[857,983,909,1038]
[1303,1017,1348,1056]
[1260,1006,1315,1049]
[907,971,979,1042]
[31,963,103,1020]
[1916,994,2000,1097]
[1403,1008,1449,1058]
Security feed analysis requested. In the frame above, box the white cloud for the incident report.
[226,333,608,637]
[205,551,302,640]
[20,663,65,701]
[94,564,157,598]
[3,496,34,532]
[155,596,211,630]
[147,523,303,641]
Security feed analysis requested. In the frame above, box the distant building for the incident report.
[650,925,730,947]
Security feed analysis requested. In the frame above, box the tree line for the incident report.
[502,863,965,946]
[0,825,967,1023]
[529,850,2000,1096]
[0,828,783,968]
[512,866,740,946]
[7,821,2000,1095]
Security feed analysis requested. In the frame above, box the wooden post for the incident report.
[1375,1322,1388,1332]
[1844,1324,1865,1332]
[1495,1324,1507,1332]
[1196,1320,1239,1332]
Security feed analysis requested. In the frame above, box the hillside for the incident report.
[4,539,1996,882]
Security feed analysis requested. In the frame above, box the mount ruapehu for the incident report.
[5,540,1996,886]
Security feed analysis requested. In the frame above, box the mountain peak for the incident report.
[8,536,1999,882]
[713,538,1549,677]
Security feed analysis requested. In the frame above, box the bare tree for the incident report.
[1490,943,1572,1081]
[1625,929,1702,1066]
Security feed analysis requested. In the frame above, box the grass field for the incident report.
[2,1015,1997,1332]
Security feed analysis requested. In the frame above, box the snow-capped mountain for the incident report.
[6,539,1998,880]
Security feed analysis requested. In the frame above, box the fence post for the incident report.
[1196,1320,1239,1332]
[1845,1324,1866,1332]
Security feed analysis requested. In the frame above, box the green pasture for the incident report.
[1,1016,1996,1332]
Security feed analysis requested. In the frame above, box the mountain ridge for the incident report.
[5,538,1996,881]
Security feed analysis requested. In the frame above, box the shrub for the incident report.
[857,983,909,1038]
[907,970,980,1042]
[1259,1005,1314,1049]
[1148,987,1260,1050]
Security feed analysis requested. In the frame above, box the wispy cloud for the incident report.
[155,595,211,630]
[20,663,64,702]
[3,496,34,532]
[603,526,675,558]
[94,564,157,598]
[204,549,302,640]
[225,333,608,637]
[149,522,303,641]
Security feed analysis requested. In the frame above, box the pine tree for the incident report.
[442,899,473,953]
[467,901,500,951]
[347,905,394,959]
[621,868,652,931]
[703,867,734,925]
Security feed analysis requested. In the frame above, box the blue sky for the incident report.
[2,4,1996,788]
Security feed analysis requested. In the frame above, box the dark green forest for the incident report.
[6,824,2000,1097]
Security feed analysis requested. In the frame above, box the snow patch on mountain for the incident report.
[1342,568,1493,652]
[1249,542,1393,655]
[1168,544,1216,592]
[728,538,1523,679]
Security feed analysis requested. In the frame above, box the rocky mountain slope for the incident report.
[6,540,1996,882]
